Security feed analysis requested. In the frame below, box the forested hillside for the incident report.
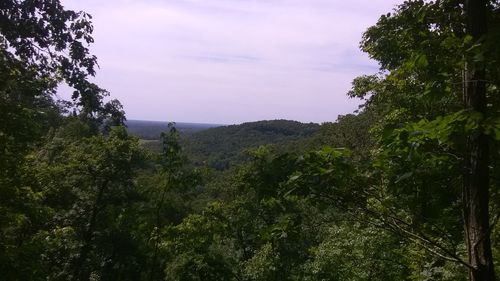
[129,120,320,170]
[1,1,500,281]
[183,120,320,169]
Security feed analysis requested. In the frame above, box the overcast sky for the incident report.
[60,0,401,124]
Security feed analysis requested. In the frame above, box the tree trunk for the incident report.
[463,1,496,281]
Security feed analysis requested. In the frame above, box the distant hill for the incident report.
[125,120,221,140]
[183,120,320,170]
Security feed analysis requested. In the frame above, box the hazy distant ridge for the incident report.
[125,120,222,139]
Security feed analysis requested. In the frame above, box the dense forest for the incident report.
[1,1,500,281]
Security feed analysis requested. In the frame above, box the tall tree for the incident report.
[349,1,499,280]
[1,2,127,279]
[463,1,496,280]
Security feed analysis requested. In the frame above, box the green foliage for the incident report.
[160,146,413,280]
[304,223,409,281]
[162,205,237,281]
[0,123,148,280]
[33,126,145,280]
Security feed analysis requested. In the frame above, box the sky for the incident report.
[60,0,401,124]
